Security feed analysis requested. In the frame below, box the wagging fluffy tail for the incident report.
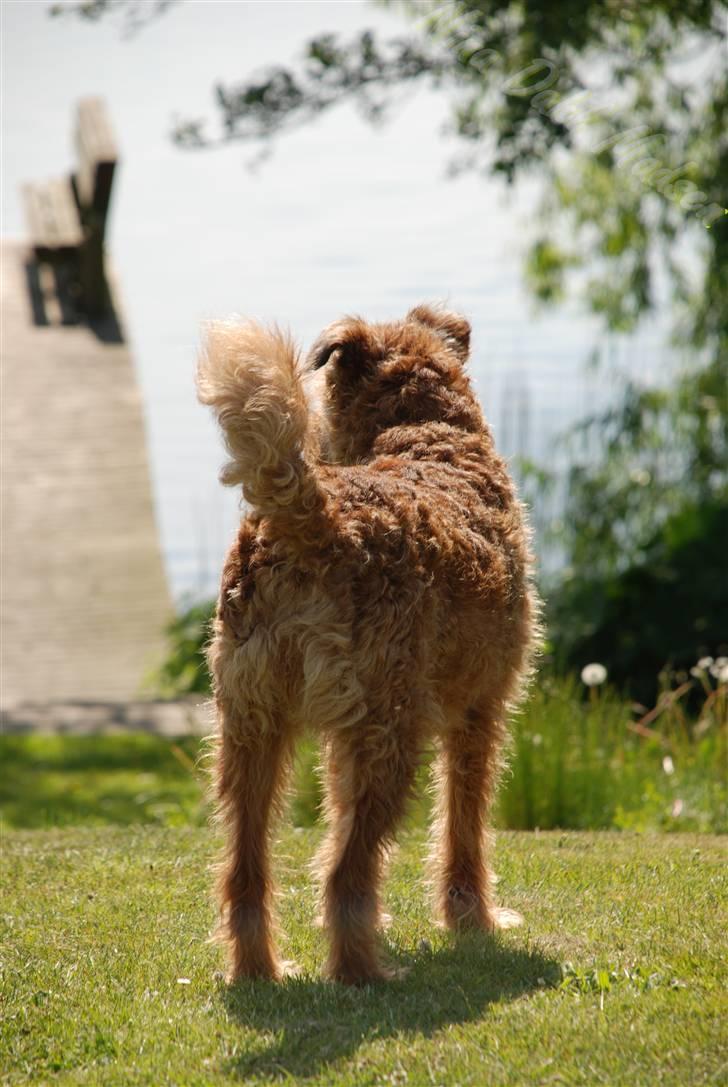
[197,321,327,542]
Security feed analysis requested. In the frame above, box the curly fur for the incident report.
[199,304,539,985]
[197,321,328,548]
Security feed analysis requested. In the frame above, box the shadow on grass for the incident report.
[221,936,560,1081]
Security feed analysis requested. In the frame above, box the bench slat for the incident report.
[75,97,118,217]
[22,178,84,252]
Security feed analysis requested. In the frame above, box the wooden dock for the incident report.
[0,240,172,709]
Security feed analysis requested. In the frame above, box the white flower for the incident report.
[711,661,728,685]
[581,663,607,687]
[662,755,675,775]
[697,656,714,671]
[671,798,684,818]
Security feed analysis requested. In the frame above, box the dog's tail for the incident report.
[197,320,328,546]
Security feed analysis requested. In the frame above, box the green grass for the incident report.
[0,734,206,829]
[0,734,323,833]
[2,680,725,835]
[503,677,727,833]
[1,826,726,1086]
[2,678,723,1084]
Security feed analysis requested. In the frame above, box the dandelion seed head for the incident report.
[581,662,607,687]
[712,661,728,684]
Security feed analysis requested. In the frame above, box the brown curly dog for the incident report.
[197,304,539,985]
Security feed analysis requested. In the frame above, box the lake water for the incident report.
[2,0,673,600]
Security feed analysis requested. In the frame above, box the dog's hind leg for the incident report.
[317,724,419,984]
[213,701,294,982]
[431,701,510,932]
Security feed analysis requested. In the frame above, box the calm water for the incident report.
[2,1,672,600]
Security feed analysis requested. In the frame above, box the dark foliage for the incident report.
[552,500,728,702]
[154,598,214,696]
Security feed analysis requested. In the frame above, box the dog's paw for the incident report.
[492,906,524,930]
[226,955,286,984]
[324,956,401,986]
[436,898,524,933]
[381,963,410,982]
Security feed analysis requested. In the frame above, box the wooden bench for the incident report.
[23,97,118,315]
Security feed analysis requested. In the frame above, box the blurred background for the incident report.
[1,0,726,834]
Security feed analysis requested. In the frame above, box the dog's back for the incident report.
[200,305,536,730]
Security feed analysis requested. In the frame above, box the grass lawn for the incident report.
[0,735,205,830]
[1,704,725,835]
[2,825,726,1086]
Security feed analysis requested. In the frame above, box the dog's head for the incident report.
[307,304,482,463]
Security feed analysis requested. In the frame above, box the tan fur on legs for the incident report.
[431,703,506,932]
[317,725,420,984]
[199,304,540,984]
[212,702,294,982]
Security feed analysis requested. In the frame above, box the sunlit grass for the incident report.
[1,826,725,1086]
[499,675,727,833]
[0,734,206,829]
[2,673,724,833]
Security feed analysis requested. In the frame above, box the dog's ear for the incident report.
[310,337,342,370]
[308,319,373,371]
[408,304,471,362]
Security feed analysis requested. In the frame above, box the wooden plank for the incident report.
[74,97,118,218]
[1,242,171,707]
[22,178,83,251]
